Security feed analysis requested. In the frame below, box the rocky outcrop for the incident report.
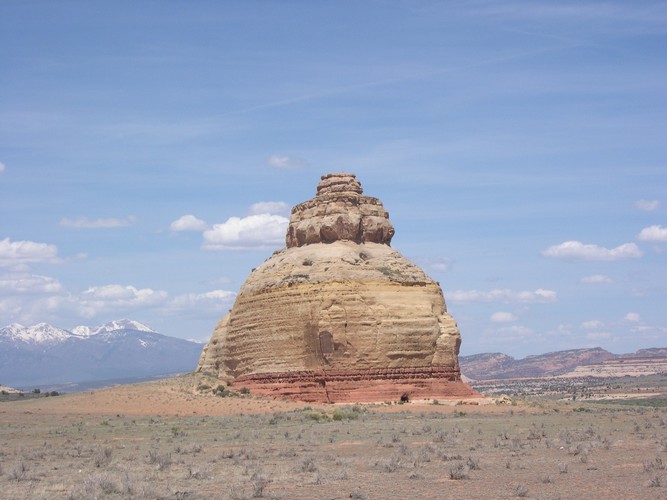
[286,173,395,247]
[197,173,476,402]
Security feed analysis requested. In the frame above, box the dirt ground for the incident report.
[1,374,666,499]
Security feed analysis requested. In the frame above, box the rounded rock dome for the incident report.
[197,173,476,402]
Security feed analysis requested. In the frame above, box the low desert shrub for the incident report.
[94,446,113,468]
[332,408,360,421]
[449,462,468,480]
[148,449,172,470]
[250,469,270,497]
[83,472,118,496]
[8,459,28,481]
[300,457,317,472]
[378,456,401,473]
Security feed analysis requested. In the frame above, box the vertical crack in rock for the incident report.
[197,173,477,402]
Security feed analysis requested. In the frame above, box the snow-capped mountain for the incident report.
[80,319,156,336]
[0,319,157,344]
[0,319,203,388]
[1,322,73,344]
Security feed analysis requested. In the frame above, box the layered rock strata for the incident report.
[197,173,476,402]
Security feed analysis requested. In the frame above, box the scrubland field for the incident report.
[1,374,666,499]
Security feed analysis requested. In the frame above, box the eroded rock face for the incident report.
[197,173,476,402]
[286,173,395,247]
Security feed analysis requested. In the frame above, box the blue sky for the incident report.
[1,1,666,357]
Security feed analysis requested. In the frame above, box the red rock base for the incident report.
[234,367,479,403]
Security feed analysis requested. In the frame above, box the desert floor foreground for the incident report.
[1,374,666,499]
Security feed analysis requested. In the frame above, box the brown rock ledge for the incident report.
[234,367,477,403]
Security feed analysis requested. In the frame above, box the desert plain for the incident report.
[0,373,666,499]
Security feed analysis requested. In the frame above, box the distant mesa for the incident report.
[197,173,477,402]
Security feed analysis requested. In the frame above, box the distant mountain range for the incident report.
[460,347,667,380]
[0,319,203,389]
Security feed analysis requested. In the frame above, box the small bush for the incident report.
[9,459,28,481]
[94,446,113,468]
[304,411,328,422]
[332,408,359,421]
[466,456,480,470]
[251,471,270,497]
[148,450,172,470]
[300,457,317,472]
[449,462,468,480]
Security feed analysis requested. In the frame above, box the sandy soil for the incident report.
[1,373,508,420]
[1,374,666,499]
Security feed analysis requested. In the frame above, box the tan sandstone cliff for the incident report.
[197,173,476,402]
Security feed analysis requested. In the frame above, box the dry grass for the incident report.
[0,374,666,498]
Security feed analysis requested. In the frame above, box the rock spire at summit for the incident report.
[286,173,395,248]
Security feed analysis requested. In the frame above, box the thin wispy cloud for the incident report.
[0,161,5,173]
[248,201,290,216]
[581,320,604,330]
[447,288,557,304]
[635,199,661,211]
[0,274,62,294]
[490,311,517,323]
[0,277,237,326]
[238,44,578,116]
[542,241,642,261]
[166,290,236,315]
[586,331,611,340]
[60,216,137,229]
[425,257,453,274]
[266,155,308,169]
[580,274,612,284]
[466,2,667,29]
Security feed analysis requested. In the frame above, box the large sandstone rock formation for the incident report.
[197,173,476,402]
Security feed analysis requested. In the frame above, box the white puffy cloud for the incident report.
[637,225,667,243]
[447,288,557,303]
[0,237,59,269]
[60,216,137,228]
[580,274,612,284]
[170,214,208,232]
[624,312,640,322]
[490,311,517,323]
[202,214,289,250]
[0,274,62,294]
[581,320,604,330]
[248,201,290,216]
[0,161,5,173]
[266,155,307,169]
[634,200,660,211]
[541,241,642,261]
